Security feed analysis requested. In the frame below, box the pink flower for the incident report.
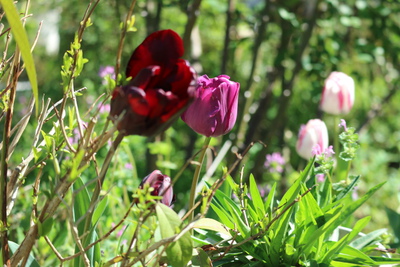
[338,119,348,131]
[264,152,285,173]
[316,174,325,182]
[99,66,115,79]
[181,75,240,137]
[296,119,329,160]
[98,103,110,114]
[124,163,133,170]
[320,71,355,115]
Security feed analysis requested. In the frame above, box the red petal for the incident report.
[157,59,196,97]
[127,87,150,116]
[126,30,184,78]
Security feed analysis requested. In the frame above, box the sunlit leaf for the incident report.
[0,0,39,114]
[156,203,192,267]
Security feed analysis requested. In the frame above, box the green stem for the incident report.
[188,136,211,224]
[334,116,351,183]
[333,116,340,162]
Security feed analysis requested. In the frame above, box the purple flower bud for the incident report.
[139,170,173,207]
[338,119,348,131]
[320,71,355,115]
[181,74,240,137]
[296,119,329,160]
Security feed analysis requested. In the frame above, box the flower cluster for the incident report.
[296,71,355,160]
[264,152,285,173]
[109,29,240,209]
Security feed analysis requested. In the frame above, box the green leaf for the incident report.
[264,182,276,220]
[210,203,235,229]
[156,203,192,267]
[333,175,360,202]
[92,195,108,225]
[369,256,400,264]
[8,241,40,267]
[303,182,385,256]
[225,198,250,237]
[350,228,388,250]
[192,218,231,237]
[0,0,39,115]
[320,217,371,264]
[40,217,54,237]
[337,245,376,264]
[325,182,385,237]
[268,199,296,266]
[73,177,99,267]
[249,174,265,218]
[190,248,213,267]
[278,158,313,213]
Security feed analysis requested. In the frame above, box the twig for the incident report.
[115,0,137,80]
[1,37,22,267]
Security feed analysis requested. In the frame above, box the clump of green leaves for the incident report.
[198,160,400,266]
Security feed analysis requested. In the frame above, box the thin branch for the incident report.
[115,0,137,81]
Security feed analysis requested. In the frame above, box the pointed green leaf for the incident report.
[249,174,265,218]
[0,0,39,114]
[210,203,235,229]
[321,217,371,264]
[350,228,388,250]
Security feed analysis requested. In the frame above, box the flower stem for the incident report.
[188,137,211,224]
[333,116,340,163]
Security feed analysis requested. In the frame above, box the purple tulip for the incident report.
[139,170,173,207]
[320,71,355,115]
[296,119,329,160]
[181,75,240,137]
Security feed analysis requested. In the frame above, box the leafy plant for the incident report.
[202,161,400,266]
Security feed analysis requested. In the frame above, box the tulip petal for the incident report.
[181,75,240,137]
[126,30,184,79]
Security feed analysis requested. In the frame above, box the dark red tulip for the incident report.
[139,170,174,207]
[110,29,197,136]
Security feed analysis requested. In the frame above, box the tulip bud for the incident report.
[181,75,240,137]
[110,29,196,137]
[296,119,329,160]
[139,170,174,207]
[320,71,355,115]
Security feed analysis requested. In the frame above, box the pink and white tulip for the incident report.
[320,71,355,115]
[296,119,329,160]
